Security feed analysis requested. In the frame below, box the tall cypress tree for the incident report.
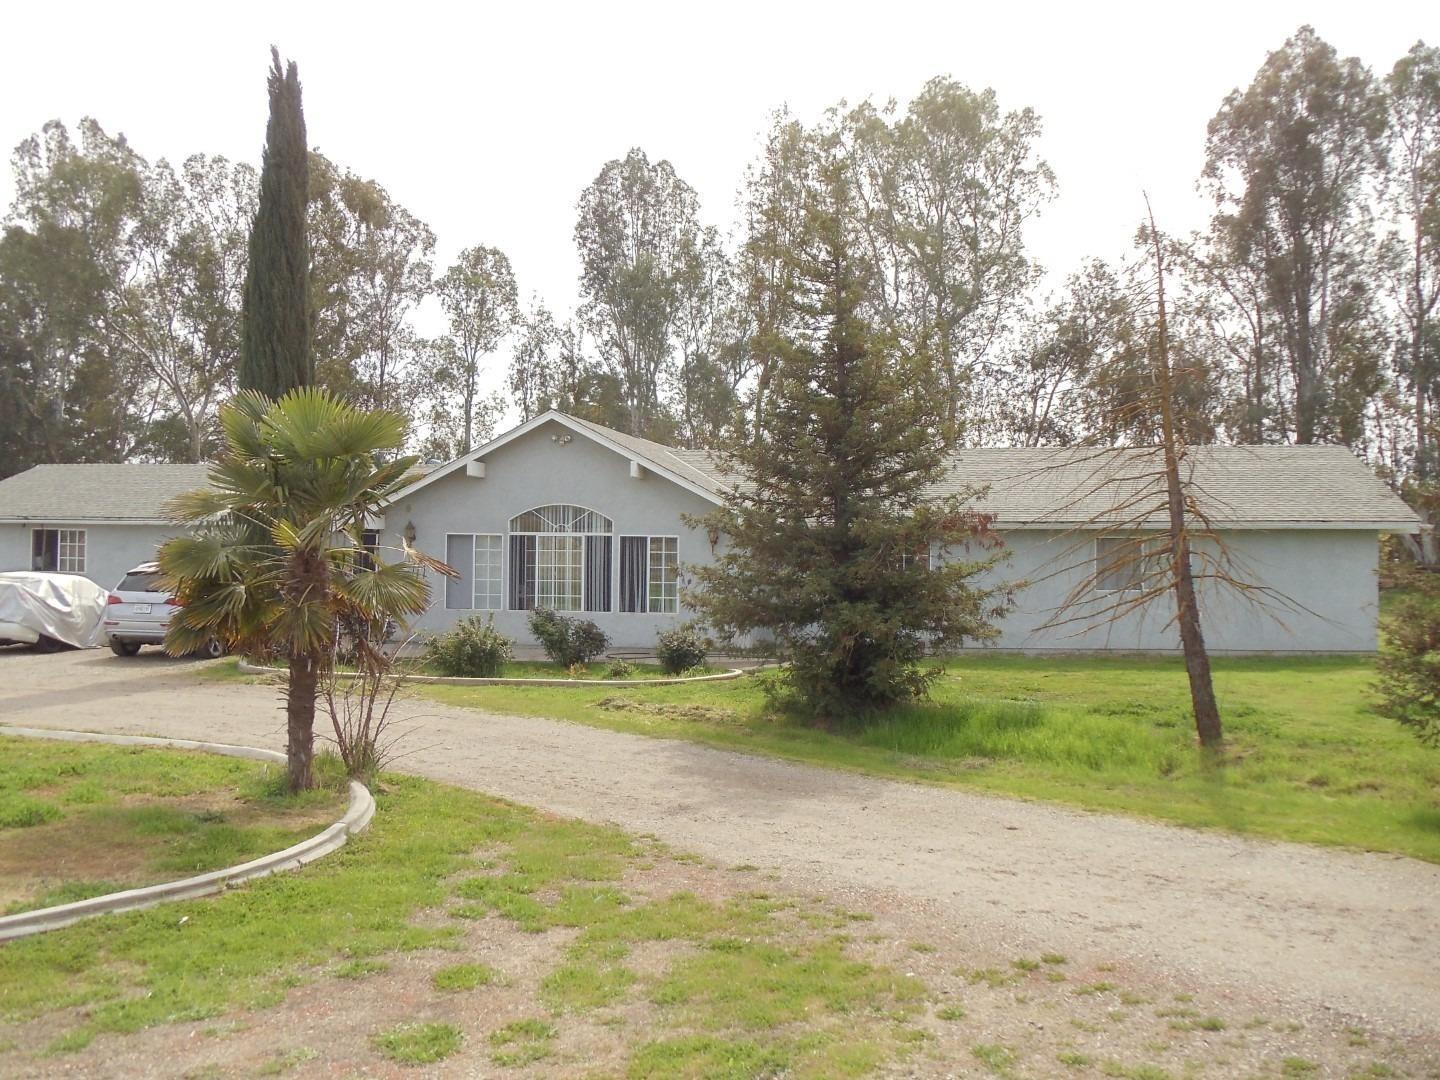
[690,130,1009,718]
[239,47,311,397]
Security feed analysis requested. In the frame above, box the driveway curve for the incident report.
[2,647,1436,1038]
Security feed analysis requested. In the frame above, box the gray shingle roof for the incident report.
[926,445,1419,529]
[4,434,1418,532]
[571,421,1417,530]
[0,464,211,522]
[564,415,730,497]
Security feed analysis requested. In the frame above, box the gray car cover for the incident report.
[0,572,109,648]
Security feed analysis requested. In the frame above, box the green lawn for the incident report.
[0,737,346,914]
[0,760,928,1076]
[401,653,1440,863]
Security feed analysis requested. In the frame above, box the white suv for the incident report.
[104,562,226,658]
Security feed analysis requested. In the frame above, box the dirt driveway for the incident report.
[3,646,1437,1041]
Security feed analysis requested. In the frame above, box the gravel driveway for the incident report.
[3,646,1437,1039]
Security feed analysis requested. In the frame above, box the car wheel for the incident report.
[109,640,142,657]
[197,637,227,660]
[34,635,74,653]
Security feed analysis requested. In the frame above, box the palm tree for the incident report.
[159,388,443,792]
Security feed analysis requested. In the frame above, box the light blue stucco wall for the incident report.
[0,522,177,594]
[383,418,720,649]
[954,527,1379,653]
[387,418,1382,653]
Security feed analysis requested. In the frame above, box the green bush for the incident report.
[656,626,709,675]
[423,616,513,677]
[606,659,635,679]
[1377,578,1440,745]
[528,608,610,667]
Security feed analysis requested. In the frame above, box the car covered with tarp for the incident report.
[0,572,108,649]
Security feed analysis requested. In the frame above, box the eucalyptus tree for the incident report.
[118,155,257,460]
[843,77,1054,433]
[508,301,559,421]
[574,147,721,438]
[0,117,146,468]
[1202,25,1389,445]
[420,244,519,454]
[1380,41,1440,480]
[308,152,435,418]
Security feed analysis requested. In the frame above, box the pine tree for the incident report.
[689,133,1009,719]
[238,47,311,397]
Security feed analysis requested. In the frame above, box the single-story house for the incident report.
[0,464,210,595]
[0,410,1421,652]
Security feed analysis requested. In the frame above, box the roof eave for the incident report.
[995,518,1421,533]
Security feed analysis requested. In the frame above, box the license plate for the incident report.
[134,604,151,614]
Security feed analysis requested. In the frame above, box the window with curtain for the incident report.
[32,528,85,573]
[1094,536,1152,593]
[620,535,679,614]
[508,505,612,612]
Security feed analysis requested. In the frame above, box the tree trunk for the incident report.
[286,654,317,792]
[1149,200,1223,749]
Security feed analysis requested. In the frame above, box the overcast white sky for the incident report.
[0,0,1431,365]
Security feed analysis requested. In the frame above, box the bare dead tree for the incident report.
[1025,199,1314,752]
[1147,197,1223,748]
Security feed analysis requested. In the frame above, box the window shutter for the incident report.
[445,535,475,609]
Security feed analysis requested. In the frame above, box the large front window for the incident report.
[509,505,612,613]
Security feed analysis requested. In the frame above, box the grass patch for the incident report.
[973,1042,1018,1075]
[0,773,489,1042]
[369,650,1440,860]
[373,1021,462,1065]
[0,738,346,915]
[488,1018,556,1067]
[541,960,637,1012]
[2,762,932,1075]
[432,962,497,992]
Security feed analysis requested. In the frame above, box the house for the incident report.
[0,464,210,594]
[380,411,1419,654]
[0,410,1420,653]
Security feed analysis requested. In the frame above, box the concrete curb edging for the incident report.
[235,658,749,687]
[0,726,375,942]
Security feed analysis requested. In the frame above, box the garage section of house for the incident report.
[0,464,208,595]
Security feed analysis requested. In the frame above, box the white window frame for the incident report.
[508,505,613,613]
[33,527,86,574]
[900,543,933,571]
[441,533,507,611]
[58,529,86,573]
[1093,535,1158,594]
[621,535,680,614]
[534,534,585,612]
[473,533,503,610]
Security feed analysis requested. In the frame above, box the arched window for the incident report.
[508,505,612,613]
